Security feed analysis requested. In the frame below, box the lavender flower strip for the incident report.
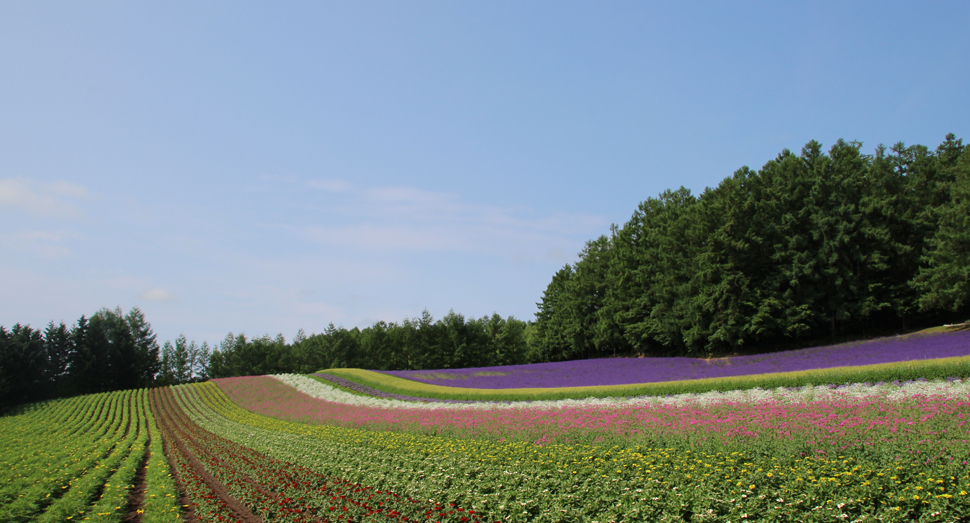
[381,331,970,389]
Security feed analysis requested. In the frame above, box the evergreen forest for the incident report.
[530,135,970,360]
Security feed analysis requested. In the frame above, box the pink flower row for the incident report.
[213,376,970,447]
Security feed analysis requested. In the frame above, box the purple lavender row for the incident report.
[308,373,961,405]
[381,330,970,389]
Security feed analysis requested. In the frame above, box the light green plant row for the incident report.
[86,389,151,522]
[0,395,98,503]
[36,390,140,523]
[0,391,127,520]
[0,388,175,523]
[139,389,184,523]
[0,392,95,446]
[0,391,109,460]
[320,355,970,401]
[0,394,110,505]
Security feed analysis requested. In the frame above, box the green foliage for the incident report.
[0,389,178,522]
[0,307,162,408]
[71,307,160,394]
[157,335,210,386]
[915,135,970,312]
[206,311,532,378]
[532,135,970,360]
[0,324,47,407]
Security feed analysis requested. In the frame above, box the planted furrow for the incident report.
[157,386,273,521]
[139,388,184,523]
[0,391,134,521]
[120,435,152,523]
[36,390,141,523]
[151,387,259,523]
[162,386,347,522]
[174,390,405,522]
[88,390,153,522]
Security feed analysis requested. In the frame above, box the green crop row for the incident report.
[320,355,970,401]
[139,389,185,523]
[0,391,127,520]
[86,390,157,523]
[0,388,182,522]
[36,390,141,523]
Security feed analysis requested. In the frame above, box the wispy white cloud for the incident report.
[3,229,83,259]
[138,288,177,302]
[0,177,91,218]
[47,181,91,199]
[105,276,151,291]
[260,174,298,183]
[15,230,81,243]
[307,178,353,192]
[300,184,607,261]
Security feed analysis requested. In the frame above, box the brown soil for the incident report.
[151,388,201,523]
[121,436,151,523]
[152,388,262,523]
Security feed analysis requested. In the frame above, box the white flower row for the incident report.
[270,373,970,411]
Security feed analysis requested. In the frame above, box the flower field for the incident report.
[187,376,970,522]
[214,374,970,449]
[2,329,969,522]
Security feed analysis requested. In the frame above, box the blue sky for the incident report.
[2,2,968,347]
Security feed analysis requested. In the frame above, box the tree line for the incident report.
[0,307,160,409]
[0,308,532,408]
[531,134,970,361]
[206,311,531,378]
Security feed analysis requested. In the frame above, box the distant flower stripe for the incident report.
[382,331,970,389]
[311,373,484,404]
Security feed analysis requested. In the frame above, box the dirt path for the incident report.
[121,435,150,523]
